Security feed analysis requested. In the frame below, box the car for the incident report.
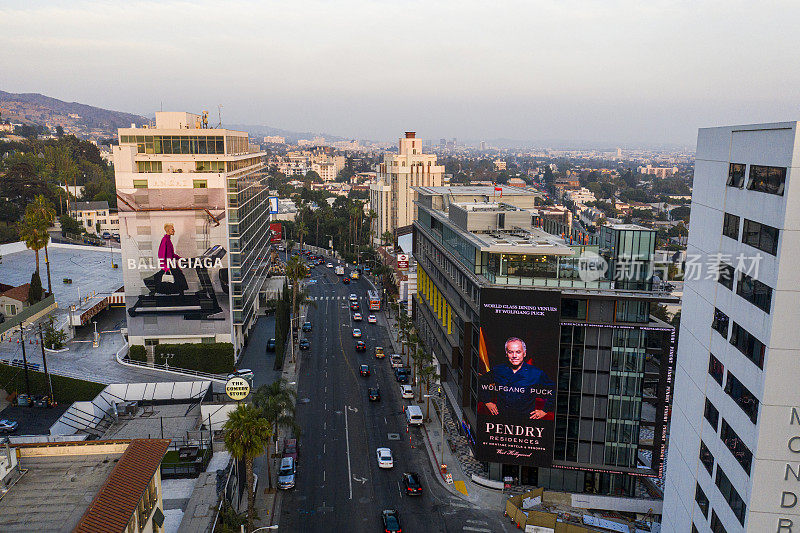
[267,338,276,351]
[355,340,366,352]
[277,456,296,489]
[394,367,410,383]
[101,231,112,239]
[350,302,360,311]
[360,364,370,377]
[349,293,358,302]
[374,346,385,359]
[353,312,362,321]
[402,472,423,495]
[327,263,334,268]
[376,447,394,468]
[111,233,120,241]
[381,509,402,533]
[368,387,381,401]
[368,314,377,324]
[390,354,403,368]
[299,338,310,350]
[342,277,351,284]
[32,394,53,408]
[352,329,362,338]
[0,419,19,434]
[400,384,414,399]
[283,438,298,461]
[227,369,254,382]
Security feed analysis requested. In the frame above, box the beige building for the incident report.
[0,439,169,533]
[369,132,444,244]
[493,159,507,171]
[637,164,678,178]
[73,201,119,235]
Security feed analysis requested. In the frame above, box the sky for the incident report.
[1,0,799,147]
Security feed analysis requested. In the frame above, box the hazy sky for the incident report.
[1,0,798,146]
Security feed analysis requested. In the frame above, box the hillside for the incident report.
[0,90,150,140]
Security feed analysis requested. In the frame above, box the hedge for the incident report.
[0,363,105,404]
[153,343,234,374]
[128,345,147,362]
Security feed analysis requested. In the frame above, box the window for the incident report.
[710,510,728,533]
[742,219,779,256]
[722,213,740,240]
[727,163,746,188]
[720,419,753,475]
[704,399,720,430]
[711,308,729,339]
[708,354,724,386]
[717,263,734,290]
[136,160,162,173]
[729,322,765,369]
[724,372,759,424]
[195,161,225,172]
[715,467,747,525]
[696,483,710,518]
[747,165,786,196]
[192,179,208,189]
[561,298,587,319]
[736,271,772,313]
[133,179,148,189]
[699,440,715,474]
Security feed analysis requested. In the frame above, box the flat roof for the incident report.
[0,452,122,532]
[415,185,538,196]
[101,403,201,441]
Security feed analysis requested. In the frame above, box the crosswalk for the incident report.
[307,295,365,302]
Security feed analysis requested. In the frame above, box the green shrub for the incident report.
[128,345,147,362]
[153,342,234,374]
[0,363,105,403]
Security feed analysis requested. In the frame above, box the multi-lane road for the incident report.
[279,257,510,532]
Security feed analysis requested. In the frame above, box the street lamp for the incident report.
[424,388,446,478]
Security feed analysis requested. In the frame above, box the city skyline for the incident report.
[1,1,798,146]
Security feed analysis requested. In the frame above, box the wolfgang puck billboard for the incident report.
[476,288,560,466]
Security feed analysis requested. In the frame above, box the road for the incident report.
[279,257,508,533]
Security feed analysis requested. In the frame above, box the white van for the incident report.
[405,405,423,425]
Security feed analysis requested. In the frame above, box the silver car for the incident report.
[277,456,296,489]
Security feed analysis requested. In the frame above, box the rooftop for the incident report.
[415,185,536,196]
[0,283,31,304]
[73,201,110,212]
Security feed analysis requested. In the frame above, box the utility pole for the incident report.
[19,325,30,396]
[38,323,54,403]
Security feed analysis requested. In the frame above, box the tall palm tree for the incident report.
[28,195,56,294]
[253,379,300,490]
[284,256,308,363]
[297,219,308,251]
[366,209,377,244]
[382,231,393,248]
[19,212,48,277]
[223,403,272,533]
[418,362,438,419]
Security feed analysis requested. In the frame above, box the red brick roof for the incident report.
[1,283,30,304]
[74,439,170,533]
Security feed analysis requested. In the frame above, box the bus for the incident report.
[368,290,381,311]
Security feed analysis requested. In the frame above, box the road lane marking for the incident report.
[462,528,492,532]
[344,403,353,500]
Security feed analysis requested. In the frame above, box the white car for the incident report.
[227,369,254,382]
[353,329,362,338]
[349,293,358,302]
[376,447,394,469]
[390,354,403,368]
[367,315,377,324]
[400,384,414,399]
[353,313,362,321]
[327,263,334,268]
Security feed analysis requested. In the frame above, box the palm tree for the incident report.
[223,403,272,533]
[28,195,56,294]
[418,362,438,419]
[382,230,393,248]
[285,256,308,363]
[19,211,48,277]
[253,379,300,490]
[366,209,377,245]
[297,219,308,251]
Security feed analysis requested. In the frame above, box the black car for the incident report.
[381,509,401,533]
[355,340,366,352]
[302,321,312,332]
[394,368,410,383]
[368,387,381,401]
[359,364,370,377]
[402,472,423,495]
[342,277,351,284]
[299,339,310,350]
[266,338,276,351]
[350,302,360,311]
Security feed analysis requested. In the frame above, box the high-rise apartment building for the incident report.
[663,122,800,532]
[413,186,676,509]
[113,112,270,351]
[369,132,443,243]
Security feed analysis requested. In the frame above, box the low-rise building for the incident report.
[73,201,119,235]
[637,164,678,178]
[0,283,31,318]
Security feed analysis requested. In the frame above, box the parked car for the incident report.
[368,387,381,401]
[267,338,276,351]
[355,340,366,352]
[101,231,112,239]
[374,346,385,359]
[381,509,402,533]
[353,312,362,321]
[302,321,312,332]
[376,447,394,468]
[111,233,120,241]
[299,338,310,350]
[359,364,370,377]
[277,457,296,489]
[0,419,18,434]
[352,329,362,338]
[227,369,254,382]
[367,315,377,324]
[390,354,403,368]
[400,384,414,399]
[402,472,423,495]
[32,394,53,408]
[283,438,298,461]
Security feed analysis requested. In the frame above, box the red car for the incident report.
[283,438,298,461]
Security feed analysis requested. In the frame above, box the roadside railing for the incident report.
[115,344,227,383]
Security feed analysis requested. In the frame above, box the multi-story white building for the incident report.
[369,132,443,244]
[663,122,800,532]
[113,112,270,351]
[564,187,597,204]
[73,201,119,235]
